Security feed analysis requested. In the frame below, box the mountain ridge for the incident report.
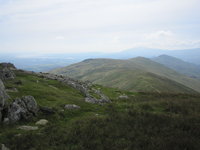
[50,57,200,93]
[152,55,200,79]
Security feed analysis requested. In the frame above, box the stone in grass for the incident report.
[35,119,48,126]
[17,125,38,131]
[118,95,129,99]
[64,104,80,110]
[1,144,10,150]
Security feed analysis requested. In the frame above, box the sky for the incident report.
[0,0,200,53]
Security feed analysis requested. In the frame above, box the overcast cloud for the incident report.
[0,0,200,53]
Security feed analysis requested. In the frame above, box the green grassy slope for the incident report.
[152,55,200,79]
[50,57,200,93]
[0,70,200,150]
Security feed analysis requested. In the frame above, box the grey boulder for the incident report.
[8,96,38,123]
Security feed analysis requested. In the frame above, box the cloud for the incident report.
[56,36,65,40]
[112,36,120,43]
[145,30,174,39]
[0,0,200,53]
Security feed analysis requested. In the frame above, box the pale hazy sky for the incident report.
[0,0,200,53]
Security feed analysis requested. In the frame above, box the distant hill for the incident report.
[152,55,200,79]
[50,57,200,93]
[104,48,200,65]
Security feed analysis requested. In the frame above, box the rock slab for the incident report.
[64,104,80,110]
[17,125,38,131]
[35,119,48,125]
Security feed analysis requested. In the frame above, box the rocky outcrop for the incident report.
[7,96,38,123]
[0,63,16,70]
[0,79,9,122]
[64,104,80,110]
[0,63,16,80]
[0,80,9,107]
[33,72,111,104]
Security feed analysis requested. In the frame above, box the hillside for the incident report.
[1,63,200,150]
[152,55,200,79]
[50,57,200,93]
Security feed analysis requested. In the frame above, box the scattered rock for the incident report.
[85,97,110,104]
[35,119,48,125]
[85,97,98,104]
[119,95,129,99]
[17,125,38,131]
[1,144,10,150]
[8,96,38,123]
[6,88,18,93]
[64,104,80,110]
[39,106,55,114]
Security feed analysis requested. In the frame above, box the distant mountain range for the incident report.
[152,55,200,79]
[101,48,200,65]
[50,57,200,93]
[0,48,200,72]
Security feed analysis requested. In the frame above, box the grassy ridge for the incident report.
[0,70,200,150]
[50,57,200,93]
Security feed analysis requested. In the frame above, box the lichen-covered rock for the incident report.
[64,104,80,110]
[8,96,38,123]
[21,96,38,114]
